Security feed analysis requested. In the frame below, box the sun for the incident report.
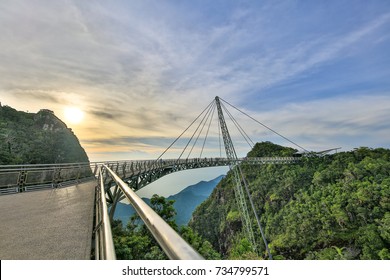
[64,107,84,124]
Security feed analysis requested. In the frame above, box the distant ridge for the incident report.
[114,175,225,226]
[167,175,225,225]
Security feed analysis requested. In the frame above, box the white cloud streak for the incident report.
[245,94,390,151]
[0,1,389,160]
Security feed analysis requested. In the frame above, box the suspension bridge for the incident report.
[0,97,305,260]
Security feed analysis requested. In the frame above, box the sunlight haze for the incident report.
[1,0,389,162]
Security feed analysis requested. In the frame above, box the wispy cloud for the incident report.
[0,1,389,160]
[9,89,64,104]
[245,94,390,151]
[2,1,388,105]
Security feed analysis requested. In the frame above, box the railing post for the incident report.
[93,164,98,176]
[17,169,27,193]
[52,166,61,188]
[76,164,81,184]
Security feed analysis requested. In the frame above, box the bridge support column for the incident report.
[108,184,124,223]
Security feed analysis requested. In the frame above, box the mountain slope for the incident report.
[0,104,89,164]
[114,175,225,226]
[167,175,225,225]
[189,142,390,260]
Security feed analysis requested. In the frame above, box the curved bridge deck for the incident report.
[106,157,299,190]
[0,180,96,260]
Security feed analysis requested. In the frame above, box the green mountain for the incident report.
[114,175,225,226]
[0,104,89,164]
[189,142,390,260]
[167,175,225,226]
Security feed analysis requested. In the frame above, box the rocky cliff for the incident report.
[0,104,89,164]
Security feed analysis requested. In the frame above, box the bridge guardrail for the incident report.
[95,166,116,260]
[103,164,204,260]
[101,157,300,190]
[0,162,95,194]
[0,157,300,195]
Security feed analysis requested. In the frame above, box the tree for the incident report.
[190,145,390,260]
[113,194,221,260]
[150,194,178,230]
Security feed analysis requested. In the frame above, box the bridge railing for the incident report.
[0,162,95,195]
[95,166,116,260]
[242,157,299,164]
[100,157,300,189]
[0,157,300,195]
[102,164,204,260]
[102,157,299,174]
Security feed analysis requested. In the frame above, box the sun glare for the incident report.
[64,107,84,124]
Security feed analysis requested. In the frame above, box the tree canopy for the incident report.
[189,142,390,260]
[112,194,221,260]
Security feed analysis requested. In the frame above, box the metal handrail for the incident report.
[103,164,204,260]
[95,167,116,260]
[0,157,300,194]
[0,156,299,169]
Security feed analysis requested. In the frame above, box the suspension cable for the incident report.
[200,103,216,158]
[185,102,216,160]
[156,100,215,161]
[221,102,255,148]
[177,101,214,161]
[218,114,222,157]
[220,97,309,152]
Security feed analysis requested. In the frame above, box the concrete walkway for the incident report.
[0,180,96,260]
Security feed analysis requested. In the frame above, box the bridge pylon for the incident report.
[215,96,272,259]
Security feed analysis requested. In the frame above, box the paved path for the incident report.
[0,180,96,260]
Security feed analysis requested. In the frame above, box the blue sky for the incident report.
[1,0,390,165]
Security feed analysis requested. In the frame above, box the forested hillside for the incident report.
[112,194,221,260]
[0,104,89,164]
[189,142,390,260]
[114,175,224,226]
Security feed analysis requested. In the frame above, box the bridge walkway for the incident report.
[0,180,96,260]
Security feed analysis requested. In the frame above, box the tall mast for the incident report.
[215,96,257,252]
[215,96,272,259]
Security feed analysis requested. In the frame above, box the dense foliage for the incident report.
[189,142,390,260]
[0,105,89,164]
[112,194,221,260]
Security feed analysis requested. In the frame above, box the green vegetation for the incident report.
[0,104,89,164]
[112,194,221,260]
[189,142,390,260]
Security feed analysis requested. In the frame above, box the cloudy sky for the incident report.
[1,0,390,164]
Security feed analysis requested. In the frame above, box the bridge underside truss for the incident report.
[103,157,298,191]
